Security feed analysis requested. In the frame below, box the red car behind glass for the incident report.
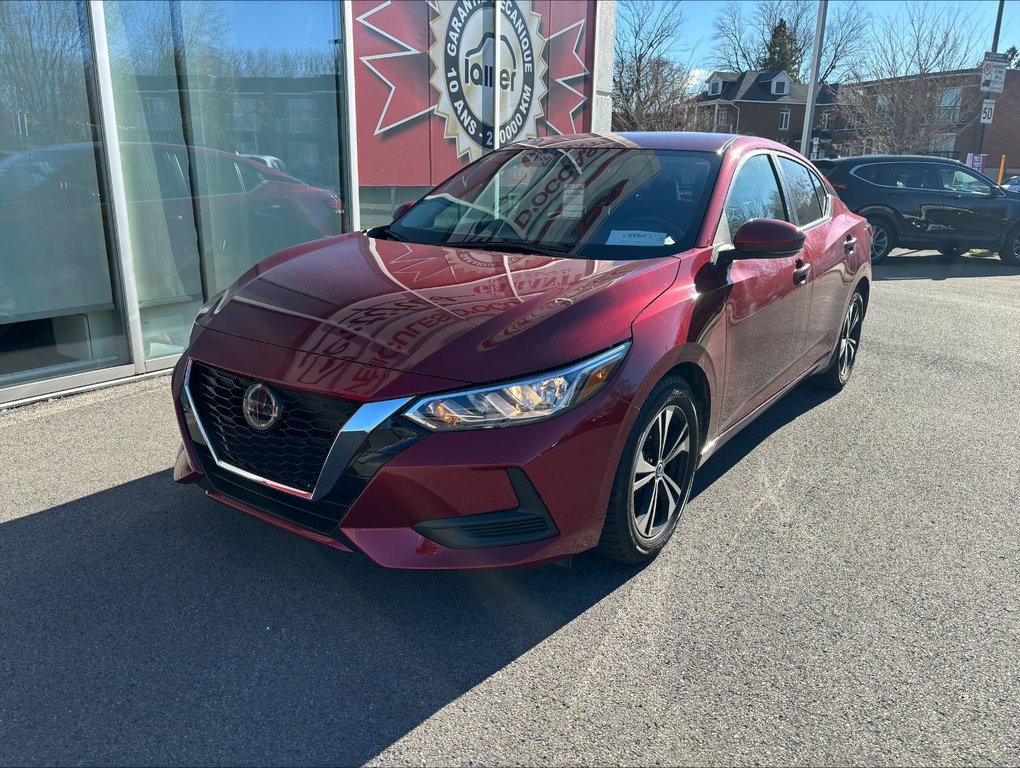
[171,133,871,569]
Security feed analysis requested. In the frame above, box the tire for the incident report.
[866,215,896,262]
[597,376,701,564]
[814,290,865,391]
[1000,226,1020,266]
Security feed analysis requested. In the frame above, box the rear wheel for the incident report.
[815,290,865,391]
[597,377,700,564]
[1000,226,1020,266]
[867,215,895,262]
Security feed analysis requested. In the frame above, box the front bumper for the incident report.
[172,342,636,570]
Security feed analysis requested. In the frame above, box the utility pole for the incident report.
[800,0,828,157]
[974,0,1006,161]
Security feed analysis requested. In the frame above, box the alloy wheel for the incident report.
[838,296,864,381]
[871,225,888,260]
[632,405,691,542]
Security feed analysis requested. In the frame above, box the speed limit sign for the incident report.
[980,99,996,124]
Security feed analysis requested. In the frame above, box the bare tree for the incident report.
[612,0,711,131]
[835,1,980,155]
[0,1,92,148]
[712,0,867,82]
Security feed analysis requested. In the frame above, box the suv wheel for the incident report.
[867,215,895,262]
[1001,226,1020,266]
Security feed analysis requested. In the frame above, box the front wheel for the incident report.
[815,290,865,391]
[597,377,700,564]
[1000,226,1020,266]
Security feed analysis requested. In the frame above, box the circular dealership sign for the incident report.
[431,0,547,160]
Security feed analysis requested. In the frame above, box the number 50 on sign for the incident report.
[980,99,996,125]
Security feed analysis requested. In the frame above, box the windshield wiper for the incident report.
[441,240,573,258]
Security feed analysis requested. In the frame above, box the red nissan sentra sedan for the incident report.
[171,133,871,569]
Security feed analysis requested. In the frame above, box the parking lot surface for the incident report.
[2,250,1019,766]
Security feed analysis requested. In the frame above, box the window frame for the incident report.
[779,109,791,131]
[714,150,791,248]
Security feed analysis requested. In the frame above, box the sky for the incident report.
[672,0,1019,84]
[194,0,1020,76]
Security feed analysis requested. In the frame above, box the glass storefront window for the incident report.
[103,0,346,360]
[0,1,131,390]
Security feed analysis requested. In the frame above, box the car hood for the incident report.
[201,232,680,385]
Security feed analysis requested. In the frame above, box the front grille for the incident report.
[189,363,360,493]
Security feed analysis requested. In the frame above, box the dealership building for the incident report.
[0,0,615,405]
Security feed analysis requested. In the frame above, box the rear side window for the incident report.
[853,163,938,189]
[778,156,825,225]
[724,154,788,235]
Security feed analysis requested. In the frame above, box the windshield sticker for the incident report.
[607,230,668,246]
[561,183,584,219]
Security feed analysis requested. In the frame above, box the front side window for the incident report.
[723,154,788,235]
[939,166,993,195]
[778,156,825,225]
[390,147,721,260]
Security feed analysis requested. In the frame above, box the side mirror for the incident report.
[393,200,414,220]
[730,218,805,259]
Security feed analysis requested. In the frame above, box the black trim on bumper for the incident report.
[188,412,426,539]
[412,469,559,549]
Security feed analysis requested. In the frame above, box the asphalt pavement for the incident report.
[1,249,1018,766]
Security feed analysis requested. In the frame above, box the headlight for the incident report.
[404,342,630,430]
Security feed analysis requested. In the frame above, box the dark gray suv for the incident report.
[814,155,1020,264]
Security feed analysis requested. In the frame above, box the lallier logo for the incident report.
[431,0,547,160]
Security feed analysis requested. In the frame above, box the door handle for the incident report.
[793,260,811,285]
[844,236,857,253]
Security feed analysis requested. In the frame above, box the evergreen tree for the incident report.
[755,19,806,80]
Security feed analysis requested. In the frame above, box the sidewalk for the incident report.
[0,375,177,523]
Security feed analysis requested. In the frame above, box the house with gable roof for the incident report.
[698,70,839,157]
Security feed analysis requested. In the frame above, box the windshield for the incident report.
[389,147,720,259]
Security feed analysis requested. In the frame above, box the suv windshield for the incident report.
[389,147,720,259]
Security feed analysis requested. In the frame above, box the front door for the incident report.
[935,164,1009,250]
[718,152,811,431]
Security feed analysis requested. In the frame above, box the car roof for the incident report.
[513,132,799,156]
[819,154,966,166]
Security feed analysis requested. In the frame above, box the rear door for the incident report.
[853,162,943,247]
[718,152,812,431]
[776,154,856,365]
